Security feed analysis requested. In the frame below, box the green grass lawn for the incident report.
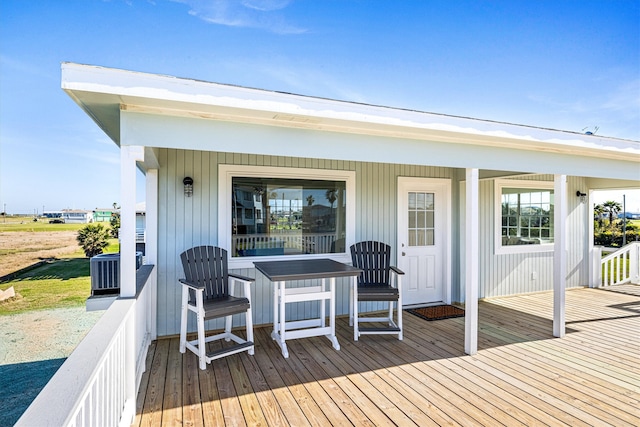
[0,239,119,315]
[1,258,91,314]
[0,218,87,232]
[601,256,631,285]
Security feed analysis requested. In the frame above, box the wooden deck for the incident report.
[134,286,640,426]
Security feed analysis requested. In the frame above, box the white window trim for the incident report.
[494,179,554,255]
[219,164,356,269]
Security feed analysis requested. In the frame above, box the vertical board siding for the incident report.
[567,176,590,288]
[477,175,588,299]
[157,151,588,337]
[157,149,456,336]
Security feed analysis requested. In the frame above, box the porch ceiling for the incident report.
[62,63,640,166]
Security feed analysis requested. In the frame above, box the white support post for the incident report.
[591,246,603,288]
[631,244,639,285]
[145,169,158,266]
[465,168,479,355]
[119,145,144,427]
[120,145,144,298]
[145,169,158,340]
[553,174,567,338]
[588,189,597,288]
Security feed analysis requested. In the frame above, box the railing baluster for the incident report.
[600,242,640,287]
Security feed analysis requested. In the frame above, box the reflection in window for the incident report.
[501,187,554,246]
[231,177,346,257]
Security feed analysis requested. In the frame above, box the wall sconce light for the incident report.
[576,191,587,203]
[183,177,194,197]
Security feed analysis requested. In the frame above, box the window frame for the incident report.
[494,179,554,255]
[219,165,356,269]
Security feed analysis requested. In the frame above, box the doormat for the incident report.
[405,305,465,321]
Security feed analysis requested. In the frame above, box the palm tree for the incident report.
[77,224,110,257]
[602,200,622,226]
[306,195,315,206]
[325,189,337,209]
[593,203,605,229]
[325,189,338,228]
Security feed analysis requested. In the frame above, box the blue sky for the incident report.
[1,0,639,214]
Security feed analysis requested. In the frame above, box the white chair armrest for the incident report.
[389,267,403,290]
[228,274,254,299]
[179,278,205,291]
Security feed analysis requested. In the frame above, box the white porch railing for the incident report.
[595,242,640,287]
[233,232,340,255]
[16,265,156,427]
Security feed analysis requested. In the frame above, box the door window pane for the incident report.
[408,191,435,247]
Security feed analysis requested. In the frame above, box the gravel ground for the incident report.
[0,306,103,425]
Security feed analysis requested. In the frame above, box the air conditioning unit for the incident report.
[90,252,143,295]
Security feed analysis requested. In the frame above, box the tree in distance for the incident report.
[77,223,110,257]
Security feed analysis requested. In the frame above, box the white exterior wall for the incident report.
[475,175,588,299]
[155,148,592,336]
[121,110,639,182]
[156,148,459,336]
[62,211,92,223]
[117,105,603,338]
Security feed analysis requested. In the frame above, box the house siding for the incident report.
[156,148,461,336]
[476,175,588,299]
[155,148,590,337]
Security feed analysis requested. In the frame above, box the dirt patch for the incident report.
[0,231,80,278]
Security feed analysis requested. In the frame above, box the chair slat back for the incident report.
[350,241,391,286]
[180,246,229,299]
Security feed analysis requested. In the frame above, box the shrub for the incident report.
[77,224,110,257]
[594,229,640,247]
[109,212,120,238]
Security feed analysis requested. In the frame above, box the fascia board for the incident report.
[62,63,640,162]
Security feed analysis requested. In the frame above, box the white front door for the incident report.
[397,177,451,306]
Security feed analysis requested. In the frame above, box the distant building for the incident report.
[136,202,146,254]
[619,212,640,219]
[43,211,64,222]
[93,209,118,222]
[62,209,92,223]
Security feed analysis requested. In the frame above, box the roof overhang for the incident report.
[61,62,640,164]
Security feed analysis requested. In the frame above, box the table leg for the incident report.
[320,278,326,327]
[353,275,359,341]
[328,277,340,351]
[272,280,277,341]
[279,280,289,358]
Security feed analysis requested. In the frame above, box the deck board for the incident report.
[197,355,225,426]
[212,350,247,426]
[162,337,183,427]
[134,286,640,426]
[138,338,168,427]
[182,350,204,427]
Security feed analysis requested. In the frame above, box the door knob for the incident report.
[402,252,406,256]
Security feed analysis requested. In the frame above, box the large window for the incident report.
[219,165,355,267]
[495,179,554,254]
